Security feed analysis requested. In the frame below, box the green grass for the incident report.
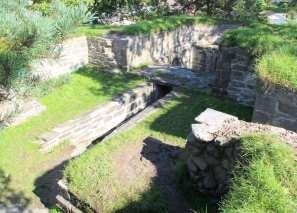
[0,66,144,207]
[223,22,297,91]
[64,89,252,213]
[74,15,227,37]
[257,46,297,90]
[220,134,297,213]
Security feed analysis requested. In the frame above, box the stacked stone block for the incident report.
[87,24,235,71]
[215,47,257,106]
[192,44,219,73]
[38,83,160,152]
[253,87,297,132]
[31,37,89,80]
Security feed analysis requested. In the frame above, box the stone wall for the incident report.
[253,86,297,132]
[186,108,297,197]
[88,24,235,71]
[0,37,89,124]
[86,24,257,107]
[31,36,89,80]
[38,83,162,152]
[215,47,257,106]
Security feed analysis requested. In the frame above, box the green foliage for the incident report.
[257,46,297,90]
[220,134,297,212]
[232,0,268,21]
[33,0,94,15]
[92,0,142,14]
[62,0,94,6]
[32,1,53,15]
[0,0,90,96]
[75,15,227,37]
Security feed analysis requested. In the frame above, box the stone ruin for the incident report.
[186,108,297,198]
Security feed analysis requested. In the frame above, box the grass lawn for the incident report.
[0,67,144,208]
[220,134,297,212]
[73,15,228,37]
[64,89,252,213]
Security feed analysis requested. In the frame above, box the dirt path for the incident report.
[114,136,192,213]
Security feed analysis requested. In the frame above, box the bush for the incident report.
[220,134,297,212]
[0,0,90,98]
[232,0,268,21]
[33,0,94,15]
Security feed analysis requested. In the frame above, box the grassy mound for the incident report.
[220,134,297,212]
[75,15,227,37]
[223,23,297,91]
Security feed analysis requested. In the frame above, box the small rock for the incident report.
[204,154,219,166]
[221,159,232,170]
[203,175,217,189]
[192,156,208,170]
[187,159,197,173]
[214,166,227,182]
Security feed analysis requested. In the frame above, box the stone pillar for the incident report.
[186,108,297,198]
[186,109,240,197]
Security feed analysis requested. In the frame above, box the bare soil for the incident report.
[113,136,192,213]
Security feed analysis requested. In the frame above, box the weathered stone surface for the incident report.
[195,108,238,127]
[31,37,88,80]
[253,87,297,132]
[7,100,46,126]
[88,24,235,71]
[141,65,216,92]
[192,156,208,170]
[191,124,215,142]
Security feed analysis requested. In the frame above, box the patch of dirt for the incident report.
[113,137,191,213]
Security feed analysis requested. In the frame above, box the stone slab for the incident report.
[6,100,46,126]
[195,108,238,127]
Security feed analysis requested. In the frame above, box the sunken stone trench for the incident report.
[38,83,172,154]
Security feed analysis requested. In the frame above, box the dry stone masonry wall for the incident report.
[31,36,89,80]
[186,108,297,197]
[253,87,297,132]
[88,24,235,71]
[38,83,162,152]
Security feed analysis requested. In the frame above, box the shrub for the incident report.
[0,0,90,98]
[33,0,94,15]
[232,0,268,21]
[220,134,297,212]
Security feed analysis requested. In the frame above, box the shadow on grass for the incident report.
[115,137,217,213]
[75,67,144,98]
[0,169,30,209]
[149,90,253,139]
[33,161,68,208]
